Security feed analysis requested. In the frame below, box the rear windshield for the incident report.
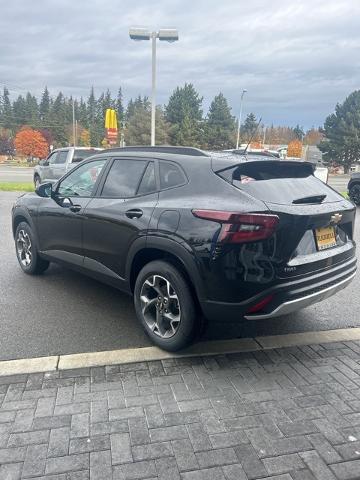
[72,150,100,163]
[215,160,341,205]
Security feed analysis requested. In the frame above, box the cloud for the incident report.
[1,0,359,127]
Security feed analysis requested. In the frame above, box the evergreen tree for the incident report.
[116,87,124,122]
[87,87,101,146]
[24,93,39,126]
[78,97,88,128]
[206,93,236,150]
[12,95,27,126]
[319,90,360,173]
[293,124,304,140]
[241,113,259,142]
[166,83,203,145]
[49,92,67,145]
[166,83,203,124]
[39,87,51,121]
[1,87,13,129]
[125,98,169,145]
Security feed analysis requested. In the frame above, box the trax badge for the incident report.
[330,213,342,225]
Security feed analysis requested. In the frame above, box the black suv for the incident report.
[12,146,357,351]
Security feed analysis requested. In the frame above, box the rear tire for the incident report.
[134,260,197,351]
[15,222,49,275]
[349,184,360,205]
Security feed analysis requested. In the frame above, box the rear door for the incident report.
[82,157,158,282]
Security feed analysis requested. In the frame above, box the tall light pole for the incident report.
[236,89,247,150]
[129,27,179,146]
[72,98,76,147]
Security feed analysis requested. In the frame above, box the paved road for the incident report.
[328,174,350,194]
[0,165,33,183]
[0,191,359,361]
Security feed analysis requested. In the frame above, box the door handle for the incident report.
[69,204,82,213]
[125,208,143,219]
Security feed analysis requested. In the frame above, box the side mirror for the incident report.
[39,159,49,166]
[35,182,52,198]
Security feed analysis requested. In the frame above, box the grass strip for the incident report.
[0,182,34,192]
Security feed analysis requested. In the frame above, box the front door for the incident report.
[82,158,158,282]
[36,158,108,266]
[41,151,57,182]
[49,149,69,181]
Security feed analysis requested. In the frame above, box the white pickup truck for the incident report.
[33,147,103,187]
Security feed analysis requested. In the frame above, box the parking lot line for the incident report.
[1,328,360,377]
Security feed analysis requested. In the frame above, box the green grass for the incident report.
[0,182,34,192]
[341,191,349,199]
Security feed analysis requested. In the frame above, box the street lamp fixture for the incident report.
[236,89,247,150]
[129,27,179,146]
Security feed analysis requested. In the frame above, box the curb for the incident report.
[1,327,360,377]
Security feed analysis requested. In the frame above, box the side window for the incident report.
[101,159,148,198]
[54,151,68,164]
[159,161,186,190]
[137,162,156,195]
[72,150,98,163]
[48,152,59,165]
[57,159,107,197]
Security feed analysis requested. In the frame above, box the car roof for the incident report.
[51,147,103,152]
[101,146,209,157]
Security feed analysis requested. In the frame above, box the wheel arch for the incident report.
[126,237,205,304]
[12,210,35,238]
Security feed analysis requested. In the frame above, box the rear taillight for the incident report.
[192,210,279,243]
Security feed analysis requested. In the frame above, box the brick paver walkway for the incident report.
[2,341,360,479]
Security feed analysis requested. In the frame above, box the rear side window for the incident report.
[72,149,99,163]
[159,161,186,190]
[101,159,148,197]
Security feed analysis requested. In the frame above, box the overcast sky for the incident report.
[1,0,359,128]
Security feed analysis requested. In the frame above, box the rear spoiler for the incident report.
[214,159,315,176]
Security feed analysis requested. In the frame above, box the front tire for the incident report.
[34,175,41,189]
[349,184,360,205]
[15,222,49,275]
[134,260,197,351]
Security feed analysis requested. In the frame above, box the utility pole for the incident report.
[236,89,247,150]
[151,32,157,146]
[72,99,76,147]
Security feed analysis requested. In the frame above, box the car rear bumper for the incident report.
[244,270,355,319]
[200,255,357,322]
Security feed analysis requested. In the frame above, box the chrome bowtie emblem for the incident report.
[330,213,342,224]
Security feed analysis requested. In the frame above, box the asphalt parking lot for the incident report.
[0,190,359,361]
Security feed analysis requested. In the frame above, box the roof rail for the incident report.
[103,146,209,157]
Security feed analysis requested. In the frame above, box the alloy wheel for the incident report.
[140,274,181,338]
[350,185,360,205]
[16,229,32,267]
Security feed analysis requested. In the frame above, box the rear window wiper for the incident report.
[292,194,326,204]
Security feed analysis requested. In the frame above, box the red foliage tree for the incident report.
[287,139,303,158]
[14,128,49,159]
